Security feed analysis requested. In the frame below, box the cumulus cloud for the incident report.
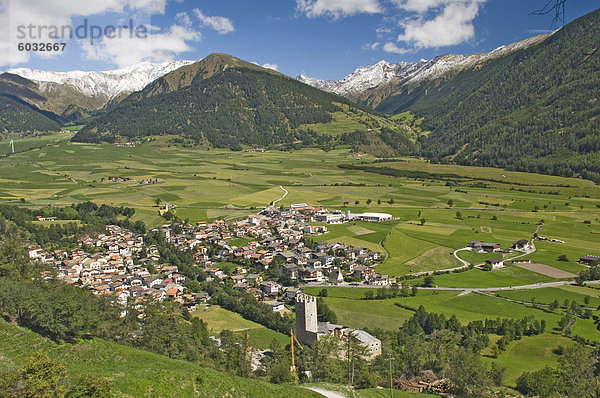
[296,0,382,19]
[396,1,484,48]
[362,0,486,54]
[252,61,279,71]
[193,9,234,34]
[261,63,278,71]
[383,42,409,54]
[392,0,457,13]
[81,24,200,67]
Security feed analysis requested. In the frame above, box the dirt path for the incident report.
[272,185,288,205]
[303,387,347,398]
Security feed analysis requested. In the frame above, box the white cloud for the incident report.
[81,24,200,67]
[392,0,456,13]
[261,63,278,71]
[296,0,382,19]
[362,41,381,51]
[0,0,168,66]
[251,61,279,71]
[396,1,484,48]
[193,9,234,34]
[383,41,409,54]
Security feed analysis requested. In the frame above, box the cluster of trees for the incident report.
[576,261,600,285]
[0,277,107,341]
[340,306,555,397]
[339,164,464,182]
[338,129,416,157]
[516,344,598,397]
[0,351,111,398]
[363,285,418,299]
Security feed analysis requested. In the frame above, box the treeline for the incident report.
[339,164,464,181]
[377,9,600,183]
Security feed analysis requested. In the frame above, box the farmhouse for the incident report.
[28,245,43,259]
[486,258,504,270]
[511,239,531,251]
[469,241,501,253]
[579,255,600,265]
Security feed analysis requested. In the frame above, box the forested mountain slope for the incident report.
[377,9,600,182]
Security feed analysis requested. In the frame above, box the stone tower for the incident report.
[295,293,318,345]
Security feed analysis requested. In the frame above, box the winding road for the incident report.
[272,185,288,205]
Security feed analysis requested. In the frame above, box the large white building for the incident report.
[351,212,393,222]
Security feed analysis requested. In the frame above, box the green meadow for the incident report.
[0,320,319,398]
[302,285,600,389]
[192,305,288,349]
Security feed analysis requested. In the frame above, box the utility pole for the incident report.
[385,355,394,398]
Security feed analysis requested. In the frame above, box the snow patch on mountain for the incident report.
[7,60,195,101]
[297,34,550,97]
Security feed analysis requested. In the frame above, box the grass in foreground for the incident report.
[0,320,319,398]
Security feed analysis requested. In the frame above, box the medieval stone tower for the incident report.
[295,293,318,345]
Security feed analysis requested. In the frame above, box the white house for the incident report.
[270,301,285,312]
[486,258,504,270]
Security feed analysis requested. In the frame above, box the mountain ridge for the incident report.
[297,34,550,107]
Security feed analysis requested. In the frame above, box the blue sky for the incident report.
[1,1,598,79]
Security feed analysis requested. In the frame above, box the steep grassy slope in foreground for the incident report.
[0,320,320,398]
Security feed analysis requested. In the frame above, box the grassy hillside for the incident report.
[377,8,600,183]
[0,320,320,398]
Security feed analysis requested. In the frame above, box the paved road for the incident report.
[453,247,471,267]
[306,280,600,293]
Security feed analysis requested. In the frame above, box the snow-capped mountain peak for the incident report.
[297,34,550,98]
[6,59,196,101]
